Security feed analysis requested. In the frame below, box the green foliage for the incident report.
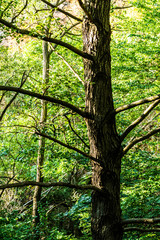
[0,0,159,239]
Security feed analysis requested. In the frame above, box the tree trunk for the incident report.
[82,1,123,239]
[32,41,49,234]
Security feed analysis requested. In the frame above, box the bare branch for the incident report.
[41,0,82,22]
[11,0,28,22]
[0,71,30,121]
[120,99,160,141]
[0,18,93,60]
[0,85,92,119]
[0,181,103,193]
[115,94,160,114]
[122,218,160,225]
[124,227,160,232]
[35,131,102,165]
[123,127,160,155]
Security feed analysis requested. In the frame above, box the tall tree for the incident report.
[0,0,159,239]
[82,1,122,239]
[32,40,49,234]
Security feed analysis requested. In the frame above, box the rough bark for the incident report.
[32,41,49,234]
[82,1,123,239]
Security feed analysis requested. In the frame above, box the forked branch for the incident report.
[115,94,160,114]
[120,99,160,141]
[123,127,160,155]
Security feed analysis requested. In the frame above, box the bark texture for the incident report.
[32,41,49,233]
[82,1,123,239]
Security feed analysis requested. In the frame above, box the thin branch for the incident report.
[115,94,160,114]
[41,0,82,22]
[64,115,89,148]
[0,176,21,183]
[0,18,93,60]
[11,0,28,22]
[0,181,103,192]
[0,1,13,18]
[124,227,160,232]
[20,187,54,212]
[113,5,133,10]
[120,99,160,141]
[53,49,84,84]
[0,175,15,197]
[122,218,160,225]
[35,131,102,165]
[0,72,17,104]
[123,127,160,155]
[0,86,92,119]
[65,115,89,148]
[49,22,81,55]
[77,0,93,22]
[0,71,30,121]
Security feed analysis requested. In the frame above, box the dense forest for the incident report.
[0,0,159,239]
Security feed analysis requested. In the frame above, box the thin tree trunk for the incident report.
[82,1,123,239]
[32,41,50,236]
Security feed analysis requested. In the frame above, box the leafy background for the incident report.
[0,0,159,239]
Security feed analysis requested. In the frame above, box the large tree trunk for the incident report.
[32,41,49,234]
[82,1,123,239]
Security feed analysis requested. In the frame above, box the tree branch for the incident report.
[124,227,160,232]
[120,99,160,141]
[115,94,160,114]
[0,1,14,18]
[122,218,160,225]
[113,5,133,10]
[11,0,28,22]
[123,127,160,155]
[35,131,102,165]
[0,71,30,121]
[0,181,102,193]
[41,0,82,22]
[0,85,92,119]
[64,115,89,148]
[0,18,93,60]
[0,176,21,183]
[0,175,15,197]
